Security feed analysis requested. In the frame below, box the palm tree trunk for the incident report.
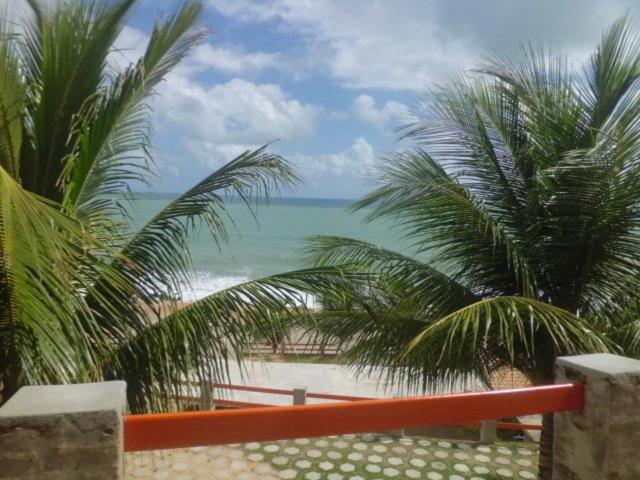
[537,412,554,480]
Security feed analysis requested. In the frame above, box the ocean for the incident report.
[127,194,411,301]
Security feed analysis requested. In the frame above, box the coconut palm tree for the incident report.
[0,0,349,412]
[306,18,640,479]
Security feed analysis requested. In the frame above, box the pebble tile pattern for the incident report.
[126,434,539,479]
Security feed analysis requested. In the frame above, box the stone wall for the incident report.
[0,382,126,480]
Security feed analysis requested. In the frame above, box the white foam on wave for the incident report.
[180,270,318,308]
[180,272,250,302]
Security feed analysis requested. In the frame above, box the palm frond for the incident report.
[353,150,537,296]
[97,266,361,412]
[62,1,205,220]
[0,166,130,400]
[19,0,137,200]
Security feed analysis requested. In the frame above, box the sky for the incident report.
[115,0,640,199]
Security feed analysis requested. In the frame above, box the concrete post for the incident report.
[293,387,307,405]
[480,419,497,444]
[0,381,126,480]
[200,381,212,411]
[553,353,640,480]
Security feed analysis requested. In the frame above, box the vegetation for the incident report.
[0,0,350,412]
[306,18,640,479]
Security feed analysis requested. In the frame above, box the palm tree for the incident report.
[306,18,640,479]
[0,0,348,412]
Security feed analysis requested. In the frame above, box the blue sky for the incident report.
[118,0,640,199]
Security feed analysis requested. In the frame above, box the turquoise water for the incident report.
[127,194,410,300]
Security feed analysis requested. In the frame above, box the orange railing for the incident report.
[179,381,542,429]
[125,382,583,451]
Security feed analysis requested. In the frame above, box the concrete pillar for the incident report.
[480,419,497,444]
[0,381,126,480]
[293,387,307,405]
[200,381,212,411]
[553,353,640,480]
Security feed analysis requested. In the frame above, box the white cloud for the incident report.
[294,137,375,178]
[289,137,376,198]
[352,95,408,132]
[209,0,640,91]
[159,76,319,145]
[190,44,280,74]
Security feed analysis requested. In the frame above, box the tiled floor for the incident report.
[126,433,538,479]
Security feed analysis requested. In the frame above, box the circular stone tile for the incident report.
[437,441,451,448]
[373,445,388,453]
[246,442,261,450]
[230,460,248,471]
[284,447,300,455]
[350,477,365,480]
[319,461,335,471]
[228,449,244,459]
[362,434,376,442]
[405,469,421,479]
[130,467,152,477]
[449,475,465,480]
[399,438,414,445]
[426,472,444,480]
[295,438,310,445]
[334,441,349,449]
[152,472,171,480]
[409,458,426,468]
[454,452,470,460]
[272,456,289,466]
[279,471,297,480]
[216,468,233,479]
[305,473,321,480]
[391,446,407,454]
[476,446,492,453]
[497,447,513,455]
[454,463,470,473]
[383,467,400,477]
[307,450,322,458]
[474,465,490,474]
[475,454,490,462]
[171,463,189,472]
[519,472,536,479]
[247,453,264,462]
[431,461,446,470]
[418,440,432,446]
[516,459,533,467]
[347,452,363,461]
[434,450,448,458]
[380,436,394,444]
[497,468,514,477]
[255,464,273,474]
[327,474,344,480]
[315,440,329,447]
[209,447,225,457]
[328,451,343,460]
[457,443,471,450]
[237,473,257,480]
[496,457,511,465]
[296,460,312,469]
[367,455,383,463]
[340,463,356,472]
[387,457,403,466]
[264,445,280,453]
[353,443,368,451]
[518,448,533,456]
[413,448,428,456]
[365,464,382,473]
[471,477,487,480]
